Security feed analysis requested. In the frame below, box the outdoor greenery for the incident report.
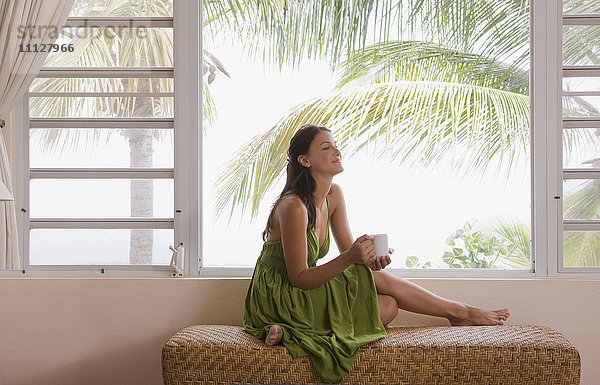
[404,256,431,269]
[403,217,530,269]
[442,219,530,269]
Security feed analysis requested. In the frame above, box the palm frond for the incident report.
[562,128,600,165]
[201,49,230,130]
[562,176,600,267]
[213,80,530,220]
[562,95,600,117]
[484,216,531,268]
[564,230,600,267]
[335,40,529,94]
[564,180,600,220]
[203,82,218,128]
[563,25,600,66]
[203,0,399,69]
[204,0,531,71]
[563,0,600,15]
[407,0,529,70]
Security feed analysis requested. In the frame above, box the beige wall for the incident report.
[0,277,598,385]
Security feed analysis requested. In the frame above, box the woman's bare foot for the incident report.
[265,324,283,346]
[448,303,510,326]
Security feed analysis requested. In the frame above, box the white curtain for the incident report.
[0,0,75,269]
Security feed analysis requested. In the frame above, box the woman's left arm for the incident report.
[329,184,391,270]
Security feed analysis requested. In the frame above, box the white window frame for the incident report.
[558,9,600,275]
[8,0,201,277]
[9,0,600,278]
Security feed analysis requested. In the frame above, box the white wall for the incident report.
[0,277,597,385]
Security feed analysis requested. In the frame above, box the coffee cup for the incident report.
[370,234,388,257]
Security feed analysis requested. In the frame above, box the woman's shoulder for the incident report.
[329,183,343,196]
[328,183,344,208]
[277,194,308,217]
[265,194,307,242]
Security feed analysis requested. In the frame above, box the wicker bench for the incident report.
[162,324,580,385]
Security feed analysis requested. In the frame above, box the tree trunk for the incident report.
[126,130,154,264]
[122,78,158,265]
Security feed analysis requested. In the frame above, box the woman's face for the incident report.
[299,130,343,176]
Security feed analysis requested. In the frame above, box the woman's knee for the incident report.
[373,270,405,295]
[378,294,398,326]
[373,270,393,293]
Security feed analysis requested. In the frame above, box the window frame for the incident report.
[8,0,600,278]
[558,10,600,274]
[8,0,201,277]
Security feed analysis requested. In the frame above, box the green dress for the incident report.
[243,197,386,384]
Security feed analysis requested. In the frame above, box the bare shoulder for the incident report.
[276,194,308,222]
[328,183,345,213]
[329,183,344,197]
[266,194,307,241]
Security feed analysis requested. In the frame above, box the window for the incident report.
[12,0,599,277]
[202,1,532,272]
[24,0,177,270]
[561,2,600,270]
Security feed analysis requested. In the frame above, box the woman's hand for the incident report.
[369,248,393,271]
[345,234,376,265]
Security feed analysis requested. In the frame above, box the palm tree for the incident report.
[211,0,531,219]
[209,0,599,266]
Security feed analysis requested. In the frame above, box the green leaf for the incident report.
[442,252,455,265]
[406,255,419,268]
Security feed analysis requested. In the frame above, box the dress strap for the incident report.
[326,196,329,217]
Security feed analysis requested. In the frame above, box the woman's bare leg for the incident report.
[378,294,399,326]
[372,271,510,326]
[265,324,283,346]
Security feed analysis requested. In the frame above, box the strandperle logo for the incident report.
[17,20,149,40]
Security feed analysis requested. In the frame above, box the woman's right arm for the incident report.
[279,196,375,290]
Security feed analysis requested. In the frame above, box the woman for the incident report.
[243,124,510,383]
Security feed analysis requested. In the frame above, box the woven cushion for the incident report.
[162,324,580,385]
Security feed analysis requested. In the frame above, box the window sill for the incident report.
[1,266,599,279]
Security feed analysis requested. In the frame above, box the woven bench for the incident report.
[162,324,580,385]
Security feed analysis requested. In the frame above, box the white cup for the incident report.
[370,234,388,257]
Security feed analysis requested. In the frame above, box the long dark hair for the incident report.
[262,123,331,241]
